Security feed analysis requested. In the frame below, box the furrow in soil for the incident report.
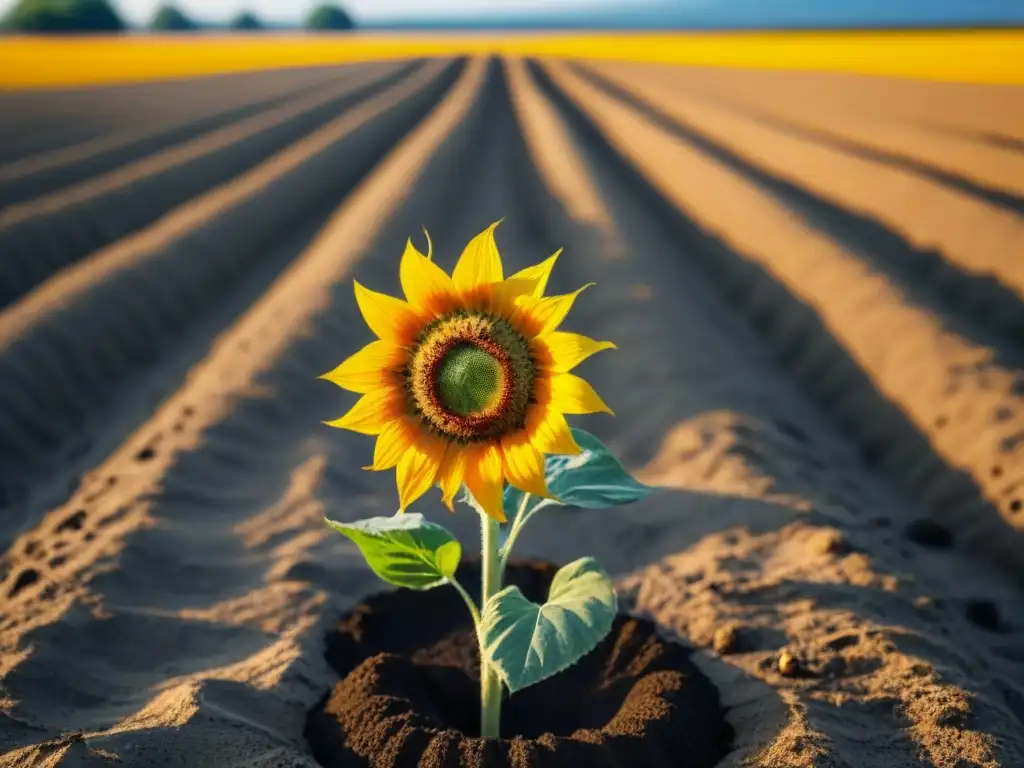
[586,61,1024,202]
[543,59,1024,583]
[0,66,368,208]
[0,60,420,309]
[0,59,462,547]
[0,66,364,162]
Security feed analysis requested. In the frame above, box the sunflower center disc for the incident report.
[436,343,502,416]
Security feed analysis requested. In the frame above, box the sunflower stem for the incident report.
[479,510,503,739]
[498,492,532,581]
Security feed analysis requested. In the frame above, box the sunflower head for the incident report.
[321,222,615,522]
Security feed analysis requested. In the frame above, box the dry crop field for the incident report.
[1,32,1024,768]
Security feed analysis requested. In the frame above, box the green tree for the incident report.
[305,4,355,30]
[1,0,125,32]
[228,10,262,30]
[149,4,197,31]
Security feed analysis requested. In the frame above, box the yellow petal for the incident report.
[353,280,418,343]
[365,417,417,471]
[550,373,614,415]
[437,443,468,512]
[539,332,616,373]
[463,443,506,523]
[489,277,539,317]
[422,226,434,260]
[519,283,594,336]
[501,432,553,499]
[508,248,561,299]
[323,388,401,435]
[524,405,581,456]
[320,340,401,394]
[396,432,446,512]
[399,237,455,310]
[452,220,504,291]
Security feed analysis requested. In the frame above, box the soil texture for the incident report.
[306,560,728,768]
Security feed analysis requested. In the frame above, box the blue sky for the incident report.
[1,0,1021,26]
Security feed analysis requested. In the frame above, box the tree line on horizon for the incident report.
[1,0,357,32]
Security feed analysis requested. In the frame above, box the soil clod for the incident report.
[713,624,743,654]
[777,649,815,678]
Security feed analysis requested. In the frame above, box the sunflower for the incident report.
[321,222,615,523]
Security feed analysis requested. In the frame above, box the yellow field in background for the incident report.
[1,29,1021,89]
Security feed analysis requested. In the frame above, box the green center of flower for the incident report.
[407,312,536,442]
[436,343,501,416]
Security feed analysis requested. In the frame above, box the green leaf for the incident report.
[479,557,617,693]
[325,513,461,590]
[503,428,656,522]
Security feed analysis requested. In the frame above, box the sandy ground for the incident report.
[1,56,1023,768]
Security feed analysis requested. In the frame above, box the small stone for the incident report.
[713,625,741,655]
[778,650,802,677]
